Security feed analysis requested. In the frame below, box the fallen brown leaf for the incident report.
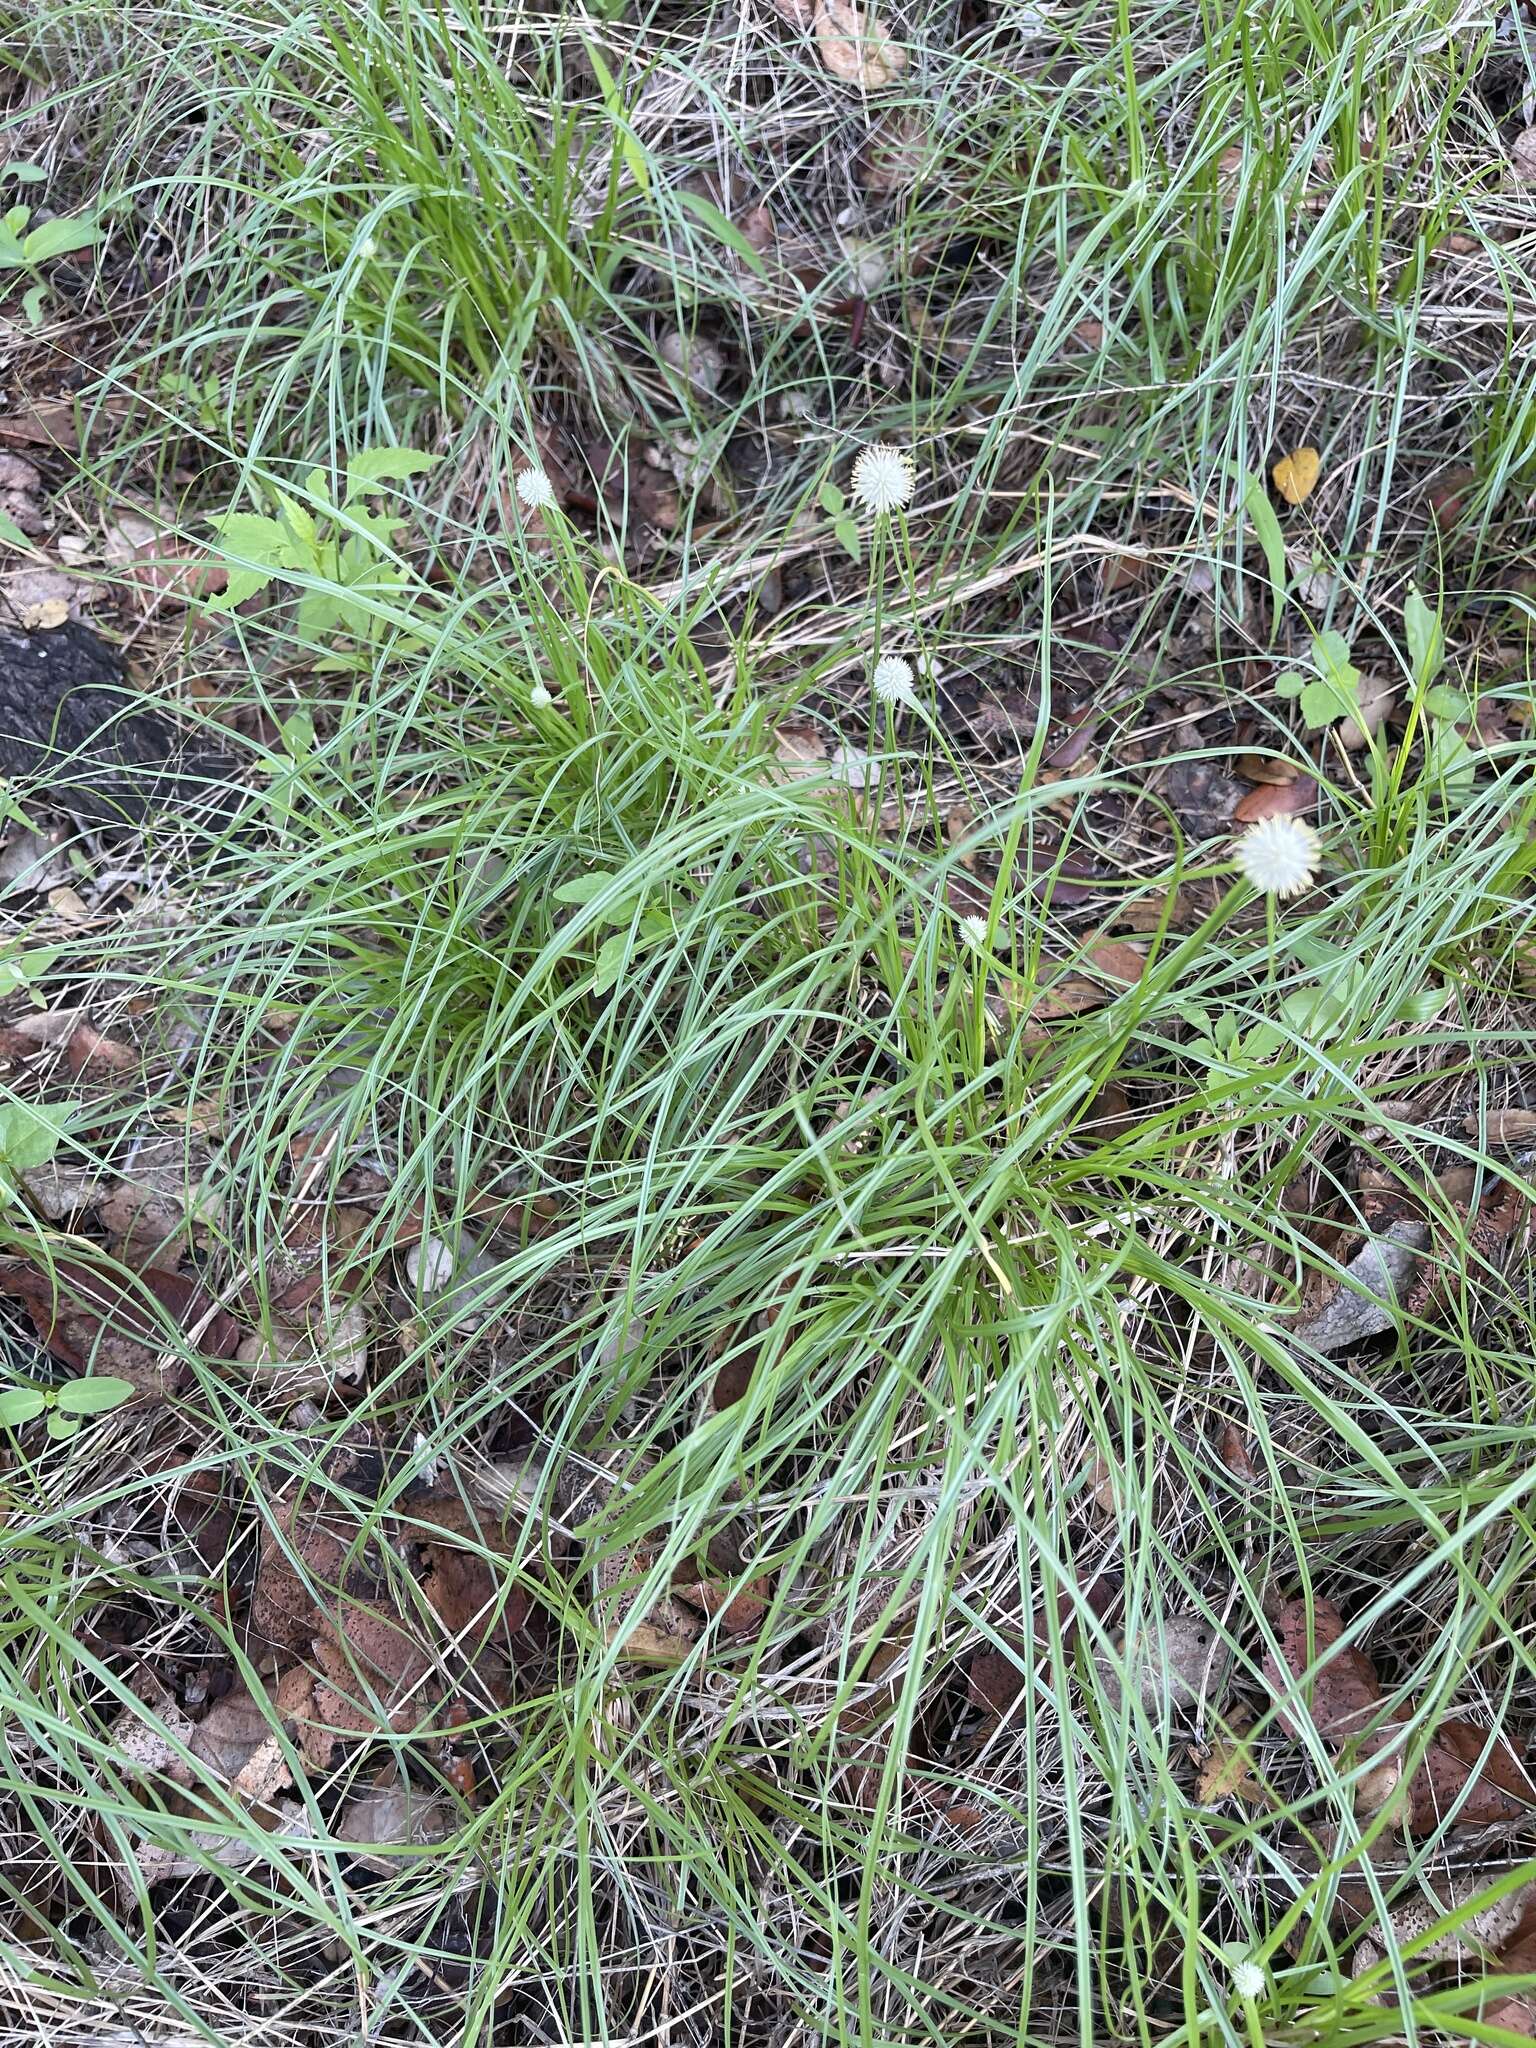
[1194,1735,1262,1805]
[1485,1899,1536,2036]
[858,108,928,193]
[336,1765,454,1863]
[1410,1717,1535,1830]
[1429,466,1476,532]
[0,396,131,455]
[104,513,229,608]
[1466,1109,1536,1149]
[250,1441,532,1760]
[672,1573,772,1635]
[813,0,905,87]
[1265,1594,1535,1833]
[1235,751,1302,786]
[1262,1596,1382,1740]
[1217,1423,1257,1483]
[0,1253,240,1395]
[64,1018,138,1080]
[1232,773,1318,823]
[580,435,680,541]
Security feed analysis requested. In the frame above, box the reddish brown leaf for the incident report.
[968,1641,1028,1722]
[673,1574,772,1635]
[64,1019,138,1080]
[1233,773,1318,823]
[0,396,131,454]
[1235,751,1302,786]
[1262,1597,1382,1739]
[1082,938,1148,988]
[1217,1423,1257,1483]
[0,1255,240,1391]
[1083,1081,1134,1140]
[1048,711,1100,770]
[1408,1718,1535,1830]
[1485,1901,1536,2036]
[1428,466,1476,532]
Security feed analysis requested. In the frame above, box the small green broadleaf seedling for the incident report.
[1402,588,1475,797]
[818,479,863,565]
[204,449,438,648]
[0,1097,73,1203]
[0,1372,136,1441]
[1274,628,1362,732]
[159,370,223,434]
[0,201,103,326]
[0,944,60,1006]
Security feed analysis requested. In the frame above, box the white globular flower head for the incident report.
[515,467,557,512]
[1234,816,1321,899]
[1230,1958,1265,2002]
[851,443,916,518]
[872,654,916,708]
[959,913,989,951]
[528,683,553,711]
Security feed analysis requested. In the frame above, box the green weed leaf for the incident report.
[55,1376,135,1417]
[344,447,437,497]
[0,1099,73,1182]
[1403,588,1445,686]
[1423,684,1469,722]
[21,215,101,265]
[593,930,630,995]
[0,1387,47,1427]
[0,946,60,1002]
[676,191,769,278]
[1243,472,1287,618]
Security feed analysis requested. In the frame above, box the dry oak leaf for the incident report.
[1409,1717,1535,1830]
[1272,445,1321,506]
[1512,125,1536,183]
[0,1253,240,1396]
[1485,1899,1536,2036]
[0,396,131,455]
[813,0,905,87]
[1232,772,1318,824]
[1194,1735,1263,1805]
[1466,1109,1536,1149]
[1262,1596,1382,1740]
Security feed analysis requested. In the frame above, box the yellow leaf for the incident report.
[1271,445,1321,506]
[813,0,905,88]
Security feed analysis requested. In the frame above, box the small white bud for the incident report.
[871,654,916,707]
[1230,1958,1265,2002]
[529,683,553,711]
